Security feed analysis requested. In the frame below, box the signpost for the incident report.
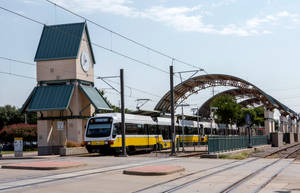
[245,112,253,148]
[14,137,23,157]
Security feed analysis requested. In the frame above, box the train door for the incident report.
[145,124,150,149]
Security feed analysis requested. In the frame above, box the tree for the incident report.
[211,94,242,125]
[97,89,132,113]
[0,105,37,131]
[210,94,242,134]
[237,107,264,127]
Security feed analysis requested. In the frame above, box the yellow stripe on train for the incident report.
[89,135,207,148]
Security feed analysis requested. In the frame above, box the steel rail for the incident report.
[263,142,300,158]
[136,158,259,193]
[133,159,241,193]
[219,144,300,193]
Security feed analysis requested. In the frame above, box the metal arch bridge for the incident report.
[154,74,297,118]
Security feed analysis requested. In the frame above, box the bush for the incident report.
[0,123,37,143]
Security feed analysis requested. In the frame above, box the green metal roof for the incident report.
[34,22,95,63]
[26,85,74,112]
[79,84,111,111]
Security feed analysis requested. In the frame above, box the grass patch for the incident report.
[219,152,249,160]
[253,148,263,153]
[219,154,230,159]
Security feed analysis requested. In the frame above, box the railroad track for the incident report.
[218,144,300,193]
[134,158,260,193]
[263,142,300,158]
[135,144,300,193]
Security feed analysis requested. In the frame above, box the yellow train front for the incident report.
[84,113,208,154]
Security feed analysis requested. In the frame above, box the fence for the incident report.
[208,135,268,154]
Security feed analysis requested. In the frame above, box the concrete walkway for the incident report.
[1,161,86,170]
[123,165,185,176]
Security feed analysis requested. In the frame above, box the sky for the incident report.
[1,0,300,117]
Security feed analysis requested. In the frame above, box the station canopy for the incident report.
[79,84,111,111]
[21,84,111,112]
[154,74,297,118]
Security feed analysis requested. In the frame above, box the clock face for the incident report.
[80,51,90,72]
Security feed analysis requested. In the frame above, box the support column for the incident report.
[280,115,288,133]
[297,120,300,142]
[264,110,274,135]
[292,118,297,133]
[288,117,292,133]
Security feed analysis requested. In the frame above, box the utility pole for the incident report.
[191,107,200,145]
[170,65,176,156]
[120,69,127,156]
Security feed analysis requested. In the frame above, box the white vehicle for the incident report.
[84,113,213,154]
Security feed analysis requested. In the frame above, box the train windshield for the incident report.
[86,117,112,138]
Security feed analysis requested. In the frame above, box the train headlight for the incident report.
[87,141,91,145]
[108,140,114,145]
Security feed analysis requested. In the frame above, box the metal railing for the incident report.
[208,135,268,154]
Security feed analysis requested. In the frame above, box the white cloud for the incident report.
[54,0,137,17]
[211,0,237,8]
[52,0,300,37]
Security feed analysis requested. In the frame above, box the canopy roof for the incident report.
[155,74,297,117]
[34,22,95,63]
[22,85,74,112]
[79,84,111,111]
[21,84,111,113]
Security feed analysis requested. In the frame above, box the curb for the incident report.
[123,165,185,176]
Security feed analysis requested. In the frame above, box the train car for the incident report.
[84,113,211,154]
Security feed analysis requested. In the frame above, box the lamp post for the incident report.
[245,112,252,148]
[176,103,190,152]
[210,107,218,136]
[191,107,200,145]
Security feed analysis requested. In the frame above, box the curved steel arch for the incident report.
[197,88,266,117]
[154,74,296,117]
[239,98,262,107]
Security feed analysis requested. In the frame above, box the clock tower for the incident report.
[22,22,111,155]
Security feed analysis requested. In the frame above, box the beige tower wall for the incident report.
[76,28,94,83]
[37,59,76,82]
[37,84,96,155]
[37,119,67,155]
[36,29,94,83]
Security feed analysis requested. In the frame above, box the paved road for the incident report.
[0,154,299,193]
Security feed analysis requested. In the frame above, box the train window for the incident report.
[86,117,112,138]
[113,123,121,135]
[159,125,171,139]
[184,127,191,135]
[125,123,145,135]
[148,124,157,135]
[175,126,182,135]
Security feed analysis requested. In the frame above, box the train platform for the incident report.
[123,165,185,176]
[1,160,86,170]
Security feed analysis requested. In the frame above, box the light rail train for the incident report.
[84,113,215,154]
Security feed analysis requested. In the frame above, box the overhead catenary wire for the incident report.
[103,78,162,98]
[0,69,159,105]
[45,0,205,71]
[0,71,35,79]
[0,56,163,100]
[0,6,172,76]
